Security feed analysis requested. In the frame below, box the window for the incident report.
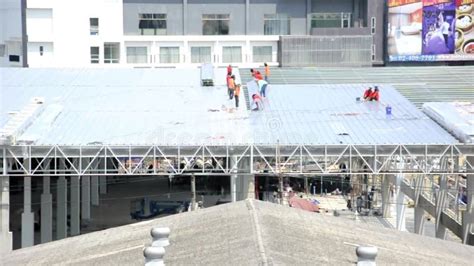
[191,47,211,63]
[0,44,5,57]
[222,46,242,63]
[104,43,120,64]
[264,14,290,35]
[139,14,167,35]
[9,55,20,62]
[311,13,351,28]
[90,18,99,35]
[371,17,376,35]
[39,46,44,56]
[253,46,272,63]
[127,47,147,64]
[160,47,180,64]
[90,46,99,64]
[202,14,229,35]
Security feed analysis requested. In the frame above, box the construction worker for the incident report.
[227,64,232,75]
[264,63,270,82]
[258,79,268,98]
[234,84,241,108]
[368,87,380,101]
[363,87,373,100]
[228,75,235,100]
[250,69,263,80]
[252,94,262,111]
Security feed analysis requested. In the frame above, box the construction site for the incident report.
[0,66,473,262]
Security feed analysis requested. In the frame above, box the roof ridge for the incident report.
[246,199,269,265]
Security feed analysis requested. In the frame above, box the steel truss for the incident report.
[1,144,473,177]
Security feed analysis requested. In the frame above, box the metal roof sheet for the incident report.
[423,102,474,143]
[0,68,457,146]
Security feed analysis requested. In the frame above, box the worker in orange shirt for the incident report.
[363,87,373,100]
[234,84,241,108]
[368,87,380,101]
[227,64,232,75]
[228,75,236,100]
[264,63,270,82]
[250,69,263,80]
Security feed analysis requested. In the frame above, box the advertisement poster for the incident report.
[387,0,474,61]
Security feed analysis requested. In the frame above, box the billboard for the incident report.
[387,0,474,61]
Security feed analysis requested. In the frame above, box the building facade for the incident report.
[0,0,23,67]
[22,0,384,68]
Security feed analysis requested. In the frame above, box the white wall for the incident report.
[27,42,54,67]
[27,8,53,41]
[0,0,23,67]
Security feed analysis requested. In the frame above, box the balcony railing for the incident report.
[311,12,352,28]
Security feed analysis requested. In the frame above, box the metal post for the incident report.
[414,205,425,235]
[230,156,237,202]
[99,159,107,195]
[40,176,53,243]
[70,176,80,236]
[436,173,447,240]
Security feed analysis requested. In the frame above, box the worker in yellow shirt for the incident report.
[264,63,270,82]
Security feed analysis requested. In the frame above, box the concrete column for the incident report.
[183,0,188,35]
[245,0,250,34]
[81,175,91,221]
[395,174,406,231]
[40,176,52,243]
[381,175,391,218]
[56,176,67,240]
[463,156,474,245]
[414,205,425,235]
[70,176,80,236]
[230,156,237,202]
[91,175,99,206]
[0,175,13,254]
[435,174,447,240]
[100,176,107,195]
[306,0,312,35]
[21,176,34,248]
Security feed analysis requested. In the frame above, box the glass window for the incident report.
[160,47,180,64]
[311,13,351,28]
[126,47,147,64]
[222,46,242,63]
[90,18,99,35]
[264,14,290,35]
[90,46,99,64]
[202,14,229,35]
[253,46,272,63]
[139,13,167,35]
[104,42,120,64]
[191,47,211,63]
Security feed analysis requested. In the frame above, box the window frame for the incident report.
[90,46,100,64]
[126,46,148,64]
[90,18,99,35]
[104,42,120,64]
[202,14,230,35]
[264,14,290,35]
[139,13,167,35]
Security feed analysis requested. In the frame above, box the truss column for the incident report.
[0,174,12,254]
[40,176,52,243]
[70,176,80,236]
[56,175,68,240]
[463,156,474,245]
[396,174,407,231]
[381,175,391,218]
[21,172,34,248]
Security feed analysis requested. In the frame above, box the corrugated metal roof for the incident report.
[423,102,474,143]
[0,68,456,146]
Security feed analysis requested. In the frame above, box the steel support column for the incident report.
[381,175,391,218]
[0,173,12,254]
[396,174,407,231]
[81,175,91,221]
[463,156,474,245]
